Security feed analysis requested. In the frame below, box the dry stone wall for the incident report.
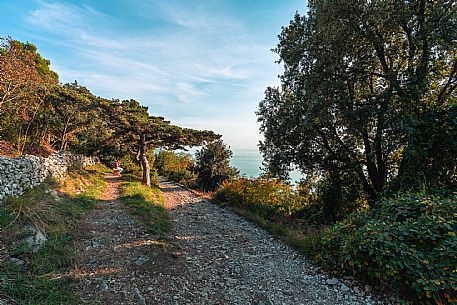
[0,152,98,203]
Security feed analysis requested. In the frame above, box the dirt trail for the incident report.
[72,176,184,304]
[158,179,389,305]
[72,176,389,305]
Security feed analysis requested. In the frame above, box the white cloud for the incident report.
[26,1,80,28]
[23,0,284,149]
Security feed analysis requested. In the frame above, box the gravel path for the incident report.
[71,176,391,305]
[159,179,390,305]
[72,176,181,304]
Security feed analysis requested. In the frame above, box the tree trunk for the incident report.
[60,117,70,151]
[20,99,42,155]
[139,134,151,187]
[323,164,342,222]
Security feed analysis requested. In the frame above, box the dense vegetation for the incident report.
[258,0,456,206]
[215,178,309,218]
[215,181,456,303]
[0,37,219,186]
[215,1,456,304]
[305,194,456,304]
[154,140,239,191]
[154,150,198,188]
[195,140,239,191]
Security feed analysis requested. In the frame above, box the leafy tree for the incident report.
[0,38,45,111]
[0,37,221,175]
[47,82,94,151]
[105,99,219,186]
[0,37,59,154]
[258,0,457,206]
[195,140,239,191]
[155,151,194,176]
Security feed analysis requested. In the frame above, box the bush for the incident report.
[304,194,457,304]
[195,140,239,191]
[214,178,306,217]
[154,150,196,187]
[215,176,364,223]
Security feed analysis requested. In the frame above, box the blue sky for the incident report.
[0,0,307,150]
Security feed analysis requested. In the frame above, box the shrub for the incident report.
[154,150,196,187]
[304,194,457,304]
[195,140,239,191]
[214,178,305,217]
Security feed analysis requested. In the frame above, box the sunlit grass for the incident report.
[120,178,170,236]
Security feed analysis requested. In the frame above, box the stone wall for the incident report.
[0,152,99,203]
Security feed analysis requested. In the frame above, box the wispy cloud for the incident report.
[16,0,299,149]
[128,0,240,29]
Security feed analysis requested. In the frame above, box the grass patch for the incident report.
[0,164,108,305]
[120,178,170,236]
[59,164,109,199]
[2,237,80,305]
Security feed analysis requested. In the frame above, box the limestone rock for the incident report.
[0,153,99,204]
[9,257,25,266]
[24,227,48,252]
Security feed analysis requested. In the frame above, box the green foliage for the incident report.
[120,180,170,235]
[304,194,457,304]
[390,106,457,192]
[312,167,367,222]
[48,82,99,152]
[195,140,239,191]
[11,40,59,81]
[9,240,31,256]
[155,150,197,188]
[0,37,60,155]
[216,177,365,223]
[1,37,219,176]
[257,0,457,210]
[104,99,219,187]
[0,208,13,227]
[215,178,307,218]
[216,177,456,303]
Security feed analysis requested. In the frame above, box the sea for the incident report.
[175,148,303,184]
[230,149,303,184]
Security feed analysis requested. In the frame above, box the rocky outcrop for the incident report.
[0,152,98,203]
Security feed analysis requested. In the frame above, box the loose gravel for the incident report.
[159,179,392,305]
[71,176,393,304]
